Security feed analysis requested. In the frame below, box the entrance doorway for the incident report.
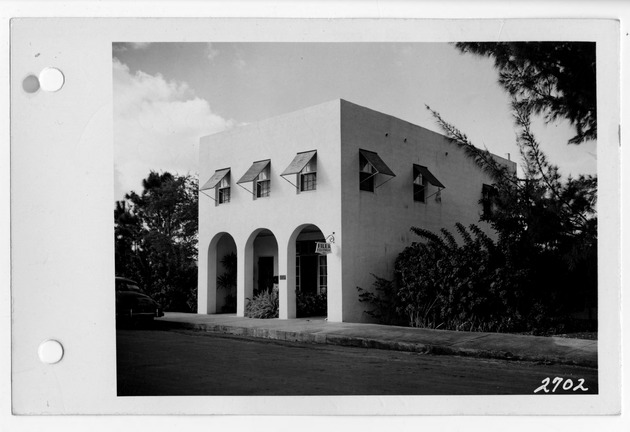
[299,255,318,295]
[294,225,327,318]
[257,256,274,294]
[243,228,279,317]
[210,233,237,314]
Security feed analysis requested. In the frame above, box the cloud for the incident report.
[113,58,234,199]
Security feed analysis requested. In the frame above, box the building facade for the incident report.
[198,99,516,323]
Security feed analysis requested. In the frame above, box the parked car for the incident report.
[115,277,164,323]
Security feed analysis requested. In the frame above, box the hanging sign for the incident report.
[315,242,332,255]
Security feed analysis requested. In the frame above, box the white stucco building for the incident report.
[198,99,516,323]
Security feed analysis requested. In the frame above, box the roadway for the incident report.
[116,328,598,396]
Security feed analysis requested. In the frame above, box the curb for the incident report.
[155,319,597,369]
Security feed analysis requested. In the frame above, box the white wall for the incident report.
[339,100,516,322]
[198,100,343,320]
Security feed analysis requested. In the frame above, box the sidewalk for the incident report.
[156,312,597,368]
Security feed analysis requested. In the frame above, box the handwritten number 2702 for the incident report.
[534,377,588,393]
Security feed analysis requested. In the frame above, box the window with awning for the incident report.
[359,149,396,191]
[200,168,230,191]
[281,150,317,192]
[237,159,271,198]
[414,164,444,188]
[413,164,444,202]
[200,168,231,204]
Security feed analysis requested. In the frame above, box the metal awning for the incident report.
[281,150,317,176]
[200,168,230,191]
[415,165,444,188]
[359,149,396,177]
[237,160,270,184]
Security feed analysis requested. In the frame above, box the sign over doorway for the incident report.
[315,242,331,255]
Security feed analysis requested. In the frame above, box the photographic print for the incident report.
[113,41,599,397]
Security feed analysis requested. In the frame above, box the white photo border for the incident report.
[6,14,621,421]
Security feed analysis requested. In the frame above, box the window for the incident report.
[482,184,498,218]
[199,167,230,205]
[300,173,316,191]
[318,255,327,294]
[413,165,427,202]
[296,256,301,292]
[237,159,271,200]
[359,149,396,191]
[359,153,376,192]
[281,150,317,193]
[256,164,271,198]
[256,180,270,197]
[299,155,317,192]
[412,164,445,204]
[218,175,231,204]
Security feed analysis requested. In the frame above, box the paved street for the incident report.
[117,328,598,396]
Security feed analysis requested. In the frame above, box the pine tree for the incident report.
[456,42,596,144]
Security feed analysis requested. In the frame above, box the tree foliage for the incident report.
[416,104,595,332]
[360,54,597,333]
[428,103,597,265]
[456,42,596,144]
[115,171,199,312]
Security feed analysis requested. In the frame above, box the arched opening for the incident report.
[294,224,327,318]
[250,229,279,296]
[203,232,237,315]
[241,228,280,317]
[214,234,237,313]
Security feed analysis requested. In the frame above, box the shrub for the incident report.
[394,223,525,332]
[359,222,595,334]
[296,291,327,317]
[359,223,539,333]
[245,290,279,319]
[357,275,407,326]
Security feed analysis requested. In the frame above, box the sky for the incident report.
[112,42,597,200]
